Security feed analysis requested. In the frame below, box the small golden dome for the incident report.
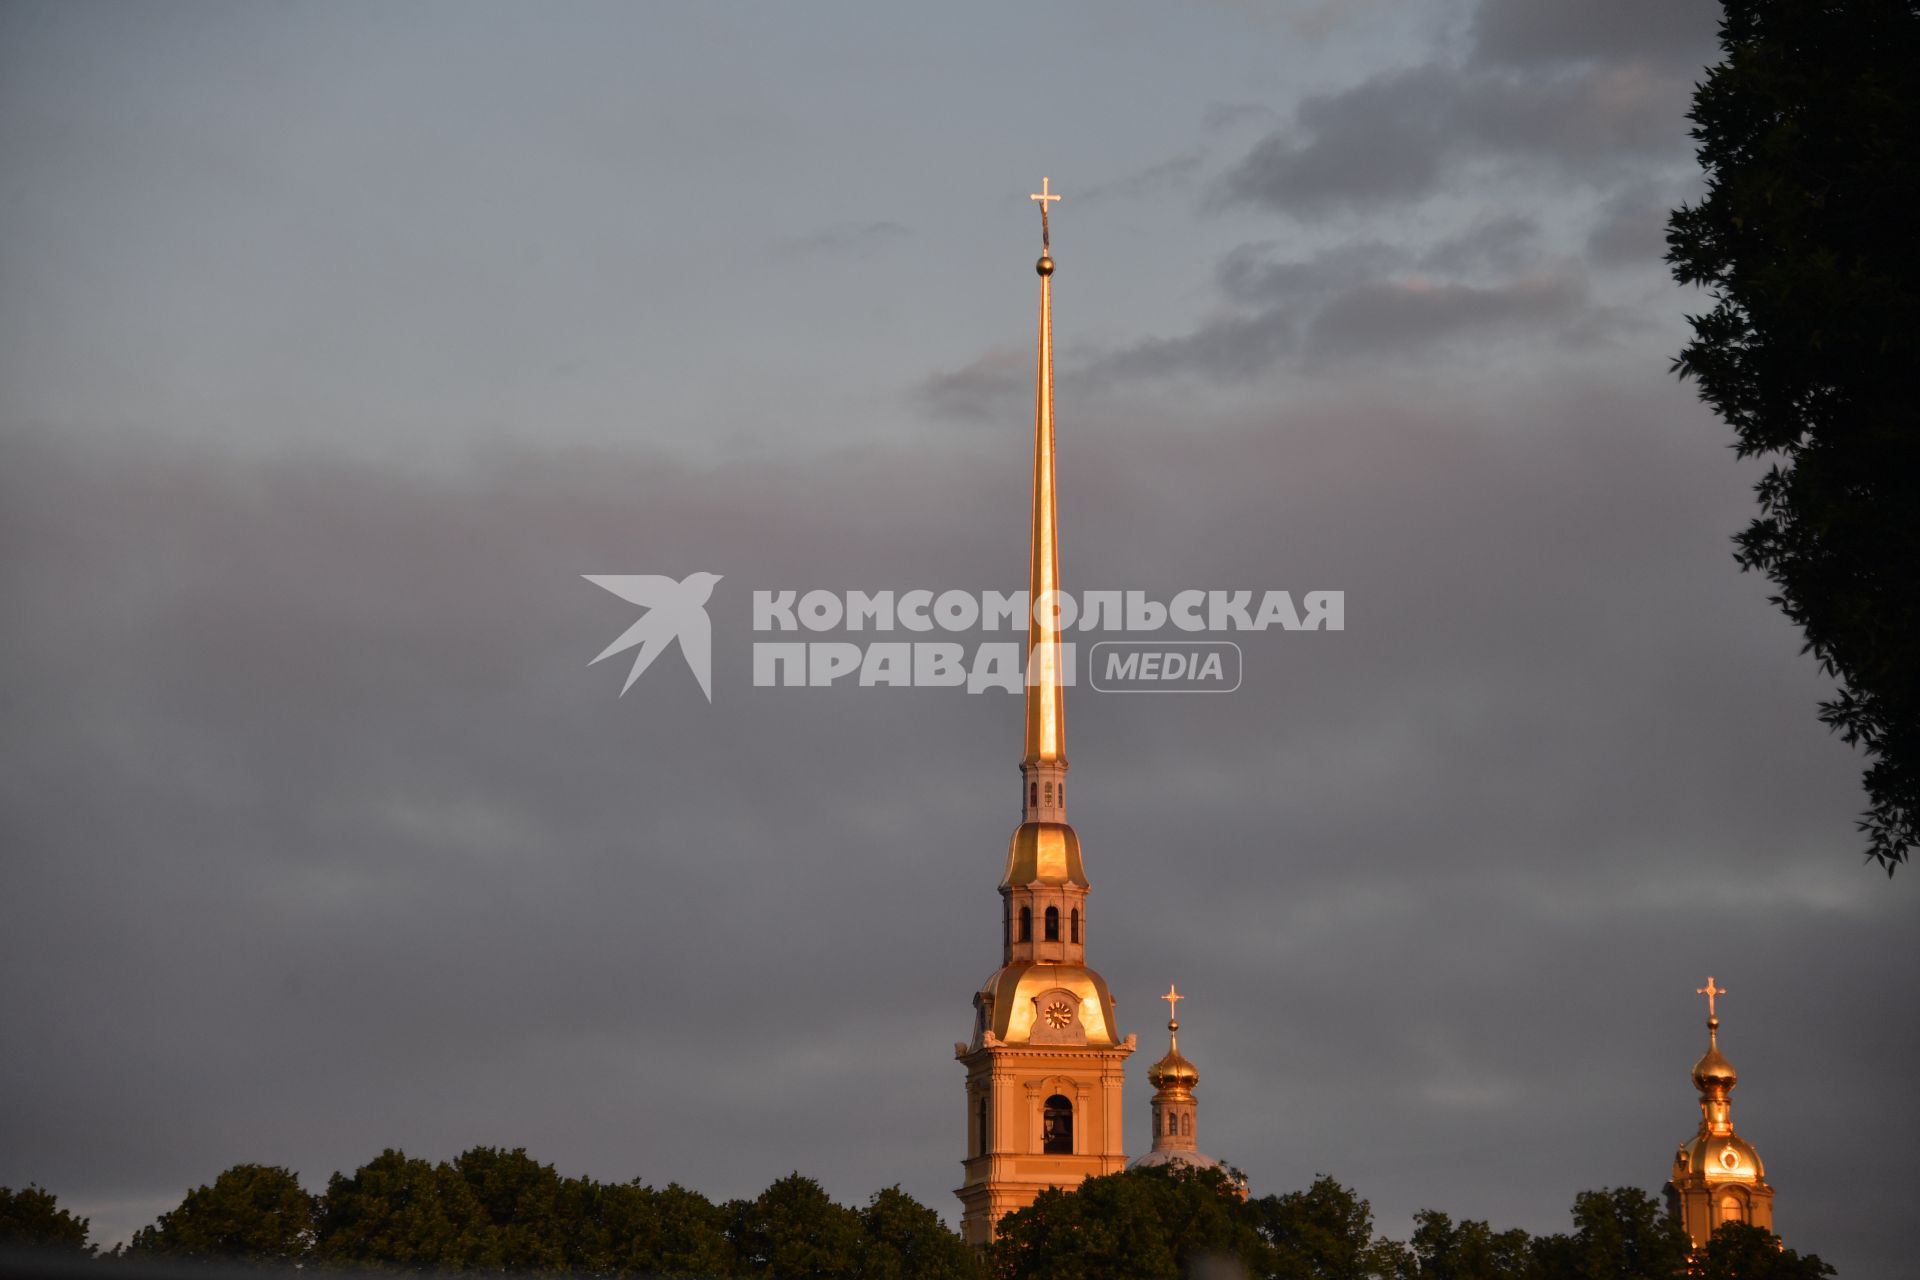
[1692,1020,1737,1090]
[1148,1041,1199,1092]
[1036,255,1054,277]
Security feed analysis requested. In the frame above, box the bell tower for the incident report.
[953,178,1135,1248]
[1664,977,1776,1248]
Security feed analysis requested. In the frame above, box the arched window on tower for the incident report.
[1030,782,1038,809]
[1045,906,1060,941]
[1019,907,1032,941]
[977,1098,989,1156]
[1181,1113,1191,1137]
[1070,908,1080,943]
[1043,1094,1073,1154]
[1719,1193,1744,1225]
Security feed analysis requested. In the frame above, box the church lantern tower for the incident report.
[953,178,1136,1249]
[1664,977,1775,1247]
[1130,985,1241,1191]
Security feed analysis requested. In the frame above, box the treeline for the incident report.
[2,1152,1834,1279]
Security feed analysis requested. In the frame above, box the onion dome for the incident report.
[1692,1018,1737,1090]
[1148,1034,1199,1094]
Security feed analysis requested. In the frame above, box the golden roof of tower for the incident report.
[974,961,1119,1046]
[1001,821,1088,887]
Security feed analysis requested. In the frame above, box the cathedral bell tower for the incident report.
[953,178,1136,1248]
[1664,977,1775,1248]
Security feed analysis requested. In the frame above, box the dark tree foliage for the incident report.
[993,1165,1373,1280]
[126,1163,316,1263]
[1668,0,1920,871]
[0,1184,93,1254]
[1695,1223,1835,1280]
[725,1173,866,1280]
[1251,1175,1407,1280]
[1396,1210,1534,1280]
[316,1148,740,1277]
[313,1148,500,1272]
[1527,1187,1692,1280]
[578,1179,737,1279]
[76,1158,1838,1280]
[858,1185,982,1280]
[450,1146,573,1272]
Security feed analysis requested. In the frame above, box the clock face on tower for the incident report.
[1043,1000,1075,1029]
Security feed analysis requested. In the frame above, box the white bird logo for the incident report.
[584,572,723,700]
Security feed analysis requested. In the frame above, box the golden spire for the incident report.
[1024,176,1065,768]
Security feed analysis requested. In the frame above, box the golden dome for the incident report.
[1148,1040,1199,1093]
[1692,1019,1737,1090]
[1692,1045,1737,1089]
[1679,1132,1766,1182]
[1001,821,1088,888]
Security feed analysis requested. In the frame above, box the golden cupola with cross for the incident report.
[1130,986,1242,1191]
[953,178,1136,1248]
[1664,977,1776,1248]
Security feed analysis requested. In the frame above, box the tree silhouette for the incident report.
[0,1184,93,1255]
[1669,0,1920,871]
[127,1163,315,1263]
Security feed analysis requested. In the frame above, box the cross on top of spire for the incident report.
[1030,176,1060,250]
[1697,976,1727,1020]
[1162,983,1183,1025]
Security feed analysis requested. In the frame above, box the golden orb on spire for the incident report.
[1036,255,1054,277]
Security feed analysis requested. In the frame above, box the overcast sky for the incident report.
[2,2,1914,1276]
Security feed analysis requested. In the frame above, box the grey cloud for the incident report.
[1471,0,1721,71]
[1217,240,1407,305]
[1201,101,1277,132]
[1093,237,1585,383]
[1221,61,1696,218]
[1078,153,1205,205]
[919,347,1027,421]
[1587,184,1675,267]
[1417,214,1541,274]
[1221,66,1453,217]
[1088,304,1302,384]
[1304,270,1590,361]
